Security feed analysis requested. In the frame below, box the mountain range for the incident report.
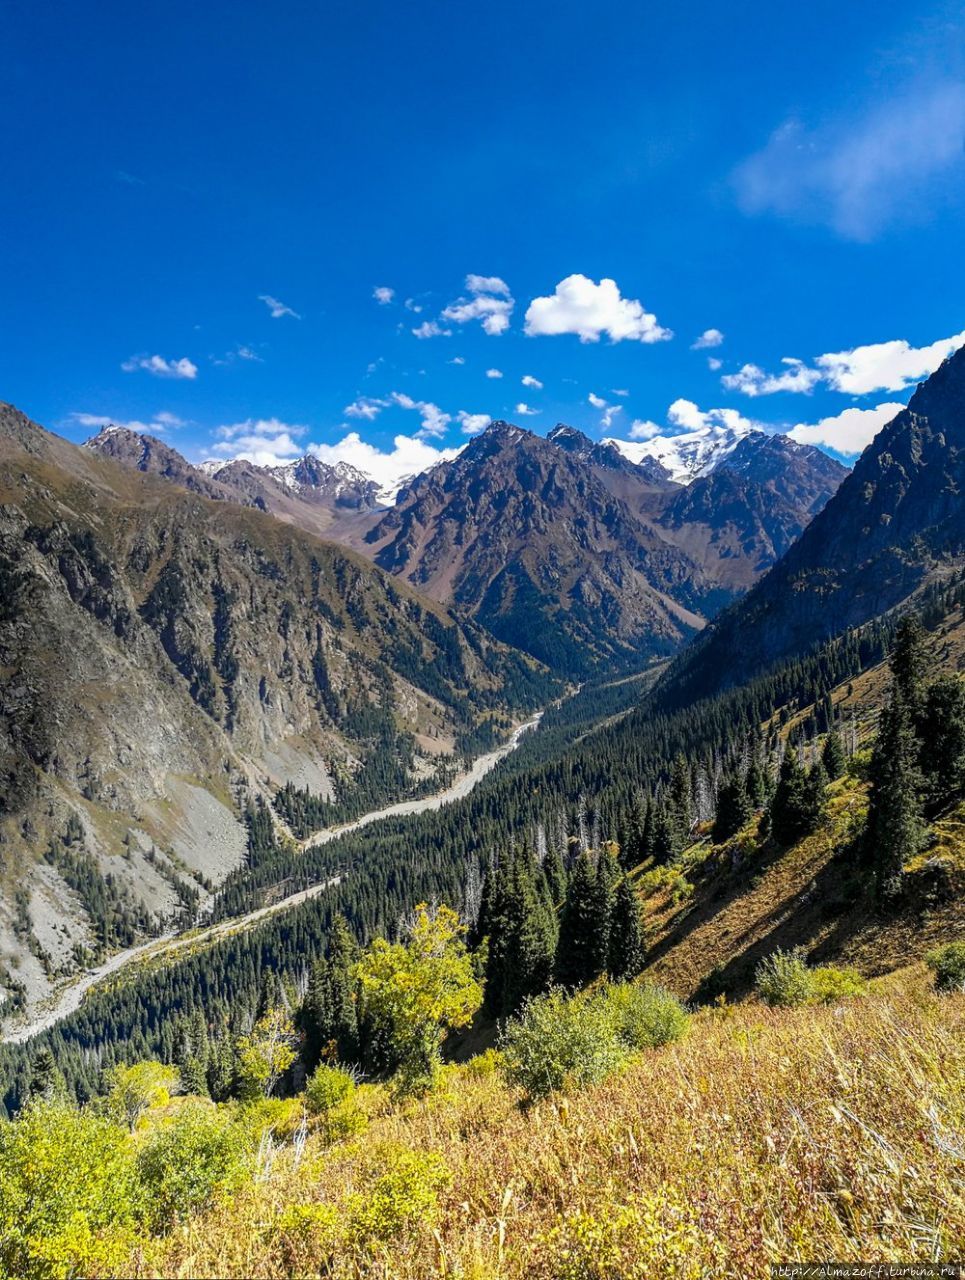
[84,415,847,676]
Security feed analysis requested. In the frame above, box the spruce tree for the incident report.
[919,674,965,813]
[712,770,752,843]
[555,851,599,988]
[770,752,825,845]
[821,729,847,781]
[866,696,925,898]
[607,875,646,980]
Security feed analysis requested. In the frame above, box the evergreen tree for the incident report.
[712,770,752,843]
[667,756,693,846]
[821,729,847,781]
[588,848,618,978]
[542,843,568,907]
[555,852,600,988]
[483,853,555,1016]
[891,615,928,720]
[607,875,646,980]
[300,915,359,1068]
[26,1047,65,1103]
[919,675,965,813]
[769,752,826,844]
[866,695,925,898]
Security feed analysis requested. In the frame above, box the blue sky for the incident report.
[2,0,964,489]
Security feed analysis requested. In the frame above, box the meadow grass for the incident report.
[129,967,964,1279]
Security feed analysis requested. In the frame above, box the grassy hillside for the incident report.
[4,966,960,1278]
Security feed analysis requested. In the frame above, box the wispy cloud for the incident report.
[721,358,822,396]
[390,392,451,438]
[211,417,308,466]
[521,374,543,389]
[258,294,301,319]
[588,392,622,430]
[72,410,185,436]
[514,402,540,416]
[692,328,724,350]
[121,354,198,380]
[524,274,671,344]
[412,319,451,339]
[722,329,965,398]
[373,286,395,305]
[442,274,514,335]
[733,82,965,240]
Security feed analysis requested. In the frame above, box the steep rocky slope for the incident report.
[361,421,714,676]
[657,344,965,707]
[0,403,554,1008]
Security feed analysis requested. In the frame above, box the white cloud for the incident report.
[237,345,261,362]
[721,358,822,396]
[212,417,308,466]
[514,402,540,416]
[733,82,965,240]
[344,396,388,421]
[666,398,759,434]
[448,356,466,365]
[308,432,461,502]
[457,411,491,436]
[524,274,672,344]
[789,402,904,454]
[121,353,198,380]
[72,410,186,435]
[373,286,395,305]
[521,374,543,389]
[588,392,607,409]
[258,294,301,319]
[404,298,424,313]
[692,328,724,350]
[611,388,629,397]
[707,357,722,371]
[815,331,965,394]
[486,368,503,379]
[628,419,662,441]
[390,392,451,438]
[412,319,451,339]
[442,275,514,335]
[465,274,511,296]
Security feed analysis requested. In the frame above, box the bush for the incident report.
[755,949,815,1008]
[350,1148,451,1242]
[926,941,965,992]
[499,988,626,1100]
[756,950,867,1007]
[603,982,689,1050]
[811,965,866,1003]
[305,1063,356,1114]
[136,1102,252,1229]
[0,1100,140,1280]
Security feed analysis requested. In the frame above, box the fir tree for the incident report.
[555,852,600,988]
[821,729,846,780]
[607,875,646,980]
[712,770,752,844]
[919,674,965,813]
[866,696,925,898]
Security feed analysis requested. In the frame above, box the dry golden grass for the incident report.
[130,969,964,1279]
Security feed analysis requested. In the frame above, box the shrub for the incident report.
[755,948,815,1008]
[926,941,965,992]
[271,1203,343,1273]
[350,1148,451,1243]
[136,1102,252,1229]
[499,988,625,1100]
[305,1063,356,1114]
[810,965,866,1003]
[464,1047,502,1078]
[0,1100,140,1280]
[603,981,689,1050]
[756,951,867,1007]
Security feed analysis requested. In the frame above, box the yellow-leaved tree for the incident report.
[355,902,482,1095]
[236,1008,299,1099]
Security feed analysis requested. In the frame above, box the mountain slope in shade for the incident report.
[657,344,965,708]
[0,403,555,1007]
[362,421,714,676]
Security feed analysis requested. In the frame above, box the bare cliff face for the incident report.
[0,404,555,1009]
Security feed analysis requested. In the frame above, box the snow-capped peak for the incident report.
[604,422,760,484]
